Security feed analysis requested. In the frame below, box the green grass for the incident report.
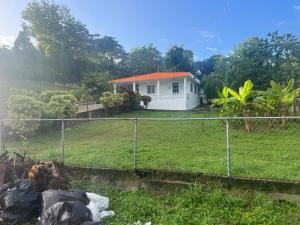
[6,109,300,181]
[72,179,300,225]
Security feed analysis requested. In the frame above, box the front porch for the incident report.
[113,78,187,98]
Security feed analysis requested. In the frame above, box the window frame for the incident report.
[147,84,155,94]
[172,82,179,94]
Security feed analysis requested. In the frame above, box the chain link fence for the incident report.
[0,117,300,181]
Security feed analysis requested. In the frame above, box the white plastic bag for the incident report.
[133,221,151,225]
[98,210,115,220]
[86,192,109,211]
[86,192,114,221]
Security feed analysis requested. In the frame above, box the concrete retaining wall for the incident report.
[69,167,300,194]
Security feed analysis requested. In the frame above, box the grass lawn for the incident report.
[72,179,300,225]
[6,109,300,181]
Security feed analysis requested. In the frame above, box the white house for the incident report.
[110,72,206,110]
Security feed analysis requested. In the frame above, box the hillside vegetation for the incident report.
[0,79,75,117]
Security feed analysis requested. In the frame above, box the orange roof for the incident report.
[110,72,192,83]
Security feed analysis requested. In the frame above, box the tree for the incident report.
[22,0,91,82]
[0,23,47,81]
[200,73,224,99]
[126,44,164,75]
[217,33,300,91]
[89,35,128,77]
[226,37,272,90]
[13,23,34,52]
[267,32,300,84]
[165,45,194,72]
[194,55,223,77]
[80,72,112,101]
[91,35,126,62]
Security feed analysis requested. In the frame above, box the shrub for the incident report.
[46,94,79,119]
[141,95,152,109]
[100,92,115,110]
[213,79,300,131]
[122,90,141,111]
[8,94,44,138]
[40,90,70,103]
[100,92,127,115]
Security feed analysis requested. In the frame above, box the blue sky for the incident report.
[1,0,300,59]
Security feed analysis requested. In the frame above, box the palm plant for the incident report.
[227,80,254,131]
[254,89,277,128]
[212,87,234,117]
[269,79,300,126]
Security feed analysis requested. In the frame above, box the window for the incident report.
[147,85,155,94]
[194,84,197,93]
[172,83,179,94]
[136,84,139,93]
[190,83,193,92]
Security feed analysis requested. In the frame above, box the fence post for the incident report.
[226,119,231,177]
[133,118,138,169]
[0,121,3,154]
[61,119,65,163]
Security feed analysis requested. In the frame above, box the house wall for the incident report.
[138,78,186,110]
[186,80,201,110]
[117,77,201,110]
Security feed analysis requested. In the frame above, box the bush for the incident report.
[141,95,152,109]
[8,94,44,138]
[40,90,70,103]
[100,92,115,109]
[213,79,300,131]
[122,90,141,111]
[100,92,127,115]
[46,94,79,119]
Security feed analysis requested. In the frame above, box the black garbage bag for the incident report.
[81,221,103,225]
[0,179,40,223]
[0,182,15,210]
[41,190,90,212]
[39,200,93,225]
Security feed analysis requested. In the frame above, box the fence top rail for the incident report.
[1,116,300,122]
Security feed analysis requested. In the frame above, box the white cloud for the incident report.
[0,35,15,48]
[277,21,286,26]
[294,5,300,11]
[194,30,222,43]
[205,47,218,52]
[198,30,216,39]
[159,38,168,42]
